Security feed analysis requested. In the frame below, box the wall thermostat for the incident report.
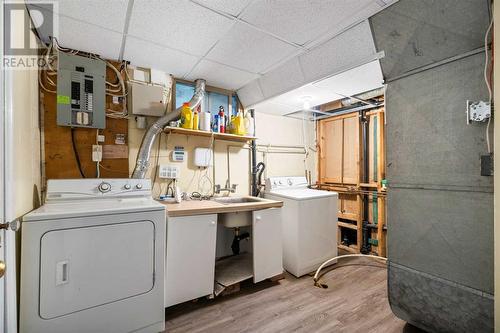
[171,146,185,162]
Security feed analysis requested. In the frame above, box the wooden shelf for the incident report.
[360,182,378,188]
[338,221,358,230]
[338,244,358,254]
[164,126,256,142]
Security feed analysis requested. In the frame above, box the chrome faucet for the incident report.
[215,180,238,194]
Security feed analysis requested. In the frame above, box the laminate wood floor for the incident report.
[164,256,424,333]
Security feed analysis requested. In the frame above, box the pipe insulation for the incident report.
[132,79,206,179]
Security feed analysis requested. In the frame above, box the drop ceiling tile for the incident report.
[300,20,376,83]
[258,57,305,99]
[270,84,343,110]
[186,60,258,90]
[313,60,384,96]
[128,0,234,56]
[252,100,295,116]
[240,0,374,46]
[123,37,198,77]
[55,16,123,60]
[237,79,265,107]
[206,22,297,74]
[192,0,253,16]
[29,0,128,32]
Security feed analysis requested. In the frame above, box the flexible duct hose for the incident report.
[132,79,206,178]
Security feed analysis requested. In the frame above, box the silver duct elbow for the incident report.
[131,79,206,179]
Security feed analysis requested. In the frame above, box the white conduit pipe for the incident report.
[313,254,387,288]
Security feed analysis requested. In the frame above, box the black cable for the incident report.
[71,128,85,178]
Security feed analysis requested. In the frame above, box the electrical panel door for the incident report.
[56,52,105,128]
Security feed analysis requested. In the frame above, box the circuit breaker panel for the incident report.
[56,52,106,128]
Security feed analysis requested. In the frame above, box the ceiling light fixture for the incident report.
[301,96,312,110]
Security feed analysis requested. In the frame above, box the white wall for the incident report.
[10,14,41,218]
[128,112,316,198]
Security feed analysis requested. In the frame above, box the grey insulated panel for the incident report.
[57,52,106,129]
[370,0,493,331]
[370,0,490,80]
[388,262,494,333]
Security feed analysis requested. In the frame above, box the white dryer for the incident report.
[20,179,166,333]
[265,176,338,277]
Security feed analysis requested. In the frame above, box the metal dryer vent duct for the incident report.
[132,79,206,179]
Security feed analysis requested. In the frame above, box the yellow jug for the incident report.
[180,102,193,129]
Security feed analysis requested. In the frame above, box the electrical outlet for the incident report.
[467,100,491,124]
[92,145,103,162]
[159,164,180,179]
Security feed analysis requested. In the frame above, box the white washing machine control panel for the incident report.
[46,178,152,201]
[266,176,308,191]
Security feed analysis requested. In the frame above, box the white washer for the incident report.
[265,176,338,277]
[20,179,166,333]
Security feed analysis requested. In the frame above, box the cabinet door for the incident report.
[165,214,217,307]
[252,208,283,283]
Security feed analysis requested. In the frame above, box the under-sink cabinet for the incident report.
[165,208,282,307]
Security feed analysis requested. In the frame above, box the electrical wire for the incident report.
[71,128,86,178]
[197,135,215,196]
[96,129,100,178]
[484,18,494,154]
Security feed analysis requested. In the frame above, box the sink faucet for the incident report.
[215,180,238,194]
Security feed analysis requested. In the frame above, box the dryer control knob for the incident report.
[98,182,111,193]
[135,183,143,189]
[287,178,292,185]
[124,184,131,190]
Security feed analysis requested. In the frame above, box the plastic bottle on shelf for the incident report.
[218,106,225,133]
[193,110,199,130]
[200,111,211,131]
[244,110,255,136]
[180,102,193,129]
[236,111,245,135]
[213,114,219,133]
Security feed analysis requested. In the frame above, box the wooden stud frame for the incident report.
[316,105,386,256]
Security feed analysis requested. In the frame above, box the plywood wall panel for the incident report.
[42,59,129,182]
[319,119,343,183]
[342,116,359,184]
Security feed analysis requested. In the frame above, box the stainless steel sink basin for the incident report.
[214,197,263,227]
[214,197,263,204]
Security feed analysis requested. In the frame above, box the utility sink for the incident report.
[214,197,263,204]
[214,197,263,228]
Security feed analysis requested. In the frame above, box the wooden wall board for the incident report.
[317,102,386,256]
[319,118,343,183]
[342,116,360,185]
[41,58,130,185]
[338,193,359,221]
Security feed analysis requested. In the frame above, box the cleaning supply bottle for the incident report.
[193,109,199,130]
[180,102,193,129]
[213,114,219,133]
[218,106,225,133]
[244,110,254,136]
[236,111,245,135]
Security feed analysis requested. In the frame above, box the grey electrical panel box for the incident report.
[56,52,106,128]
